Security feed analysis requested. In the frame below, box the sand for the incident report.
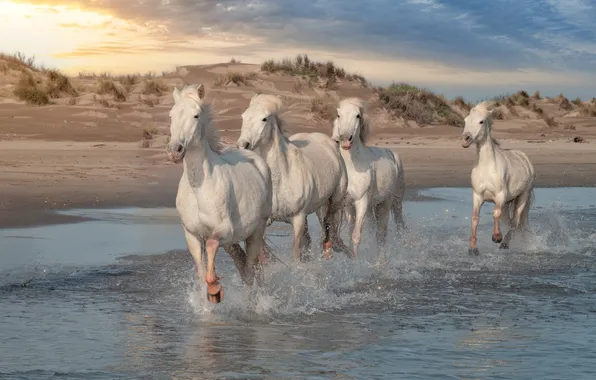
[1,60,595,228]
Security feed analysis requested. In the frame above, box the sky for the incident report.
[1,0,596,100]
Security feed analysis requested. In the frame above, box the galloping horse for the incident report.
[166,84,272,303]
[461,101,535,255]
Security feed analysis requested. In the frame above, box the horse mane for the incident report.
[249,93,291,137]
[339,97,371,145]
[179,84,224,153]
[472,100,501,146]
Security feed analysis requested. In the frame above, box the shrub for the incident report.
[376,82,463,127]
[453,96,471,111]
[46,69,77,98]
[260,54,367,87]
[97,79,127,101]
[142,79,168,95]
[13,73,49,105]
[543,115,558,127]
[212,71,256,87]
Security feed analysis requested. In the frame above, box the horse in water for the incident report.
[461,101,535,255]
[165,84,273,303]
[237,94,349,262]
[332,97,406,258]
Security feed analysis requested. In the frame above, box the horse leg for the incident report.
[375,201,391,261]
[315,205,327,250]
[500,191,531,249]
[492,194,506,244]
[245,222,267,290]
[352,197,370,258]
[391,195,406,232]
[291,213,307,262]
[184,228,205,281]
[320,200,337,260]
[205,237,223,304]
[223,243,248,283]
[301,215,313,253]
[469,192,484,256]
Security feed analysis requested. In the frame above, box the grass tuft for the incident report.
[13,73,49,105]
[212,71,256,87]
[375,83,463,127]
[142,79,169,95]
[261,54,368,87]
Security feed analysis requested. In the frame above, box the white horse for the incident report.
[461,101,535,255]
[332,97,406,258]
[237,94,349,262]
[166,84,272,303]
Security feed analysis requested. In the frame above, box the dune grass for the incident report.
[375,83,463,127]
[142,79,169,96]
[212,71,257,87]
[261,54,368,87]
[13,73,49,105]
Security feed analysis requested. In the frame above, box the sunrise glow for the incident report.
[0,0,263,75]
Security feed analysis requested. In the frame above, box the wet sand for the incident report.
[1,137,595,229]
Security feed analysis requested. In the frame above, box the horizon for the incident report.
[2,0,595,101]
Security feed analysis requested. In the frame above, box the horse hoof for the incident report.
[492,234,503,244]
[322,249,334,260]
[468,248,480,256]
[206,282,224,304]
[499,243,509,250]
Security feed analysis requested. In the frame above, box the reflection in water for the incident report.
[1,188,596,379]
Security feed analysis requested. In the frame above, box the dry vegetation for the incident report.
[212,71,257,87]
[310,96,336,122]
[1,52,79,105]
[375,83,464,127]
[261,54,368,88]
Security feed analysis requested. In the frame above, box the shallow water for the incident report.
[1,187,596,379]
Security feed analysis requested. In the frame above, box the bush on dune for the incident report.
[261,54,368,87]
[375,83,463,127]
[13,73,49,105]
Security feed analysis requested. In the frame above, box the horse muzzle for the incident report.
[460,134,473,148]
[341,140,352,150]
[166,142,186,163]
[236,139,252,150]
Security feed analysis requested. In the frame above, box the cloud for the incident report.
[33,0,594,72]
[12,0,596,96]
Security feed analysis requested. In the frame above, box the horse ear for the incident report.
[249,93,260,105]
[173,87,181,103]
[197,84,205,100]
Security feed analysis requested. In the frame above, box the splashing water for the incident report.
[1,187,596,379]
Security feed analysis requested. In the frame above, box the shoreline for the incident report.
[4,182,596,230]
[2,138,596,230]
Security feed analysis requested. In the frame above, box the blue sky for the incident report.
[4,0,596,99]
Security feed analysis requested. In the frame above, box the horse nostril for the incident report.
[243,142,250,149]
[176,144,183,153]
[348,135,353,142]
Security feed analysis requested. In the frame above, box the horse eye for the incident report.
[262,117,267,122]
[356,114,360,119]
[337,114,340,118]
[194,114,199,119]
[479,120,484,124]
